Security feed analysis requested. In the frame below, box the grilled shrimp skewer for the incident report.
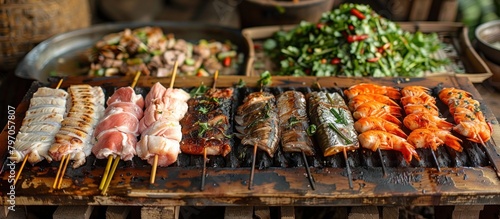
[359,130,420,163]
[438,88,491,143]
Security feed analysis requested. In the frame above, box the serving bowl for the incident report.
[475,20,500,65]
[15,21,249,82]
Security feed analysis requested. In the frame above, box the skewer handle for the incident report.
[248,144,258,190]
[343,148,353,189]
[301,151,315,190]
[150,155,159,184]
[377,148,388,177]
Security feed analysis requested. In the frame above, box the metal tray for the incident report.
[15,21,250,82]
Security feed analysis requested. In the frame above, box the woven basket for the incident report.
[0,0,90,72]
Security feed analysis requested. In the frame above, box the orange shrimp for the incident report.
[447,98,481,115]
[348,93,400,111]
[358,130,420,163]
[407,128,462,152]
[400,94,436,107]
[453,121,491,143]
[353,101,402,119]
[438,88,473,105]
[401,86,431,97]
[453,107,486,124]
[354,116,407,138]
[344,83,401,100]
[403,112,454,131]
[404,104,439,116]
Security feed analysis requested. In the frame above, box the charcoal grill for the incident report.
[1,75,500,207]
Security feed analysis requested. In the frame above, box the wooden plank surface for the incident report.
[1,75,500,207]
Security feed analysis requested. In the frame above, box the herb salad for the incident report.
[264,4,449,77]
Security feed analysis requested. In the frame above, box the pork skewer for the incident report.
[50,83,106,189]
[98,72,143,195]
[13,79,66,184]
[277,90,316,190]
[136,61,190,184]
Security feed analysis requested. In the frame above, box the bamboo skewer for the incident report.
[102,155,120,195]
[430,149,441,172]
[248,143,258,190]
[100,72,141,192]
[200,70,219,191]
[201,147,208,191]
[150,61,179,185]
[301,151,315,190]
[377,148,388,177]
[99,156,114,190]
[57,154,71,189]
[343,148,354,189]
[53,154,69,189]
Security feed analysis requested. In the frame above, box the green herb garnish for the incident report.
[257,71,272,87]
[307,124,317,136]
[190,84,207,97]
[236,79,246,88]
[198,106,208,114]
[330,108,348,125]
[288,116,299,128]
[198,122,210,137]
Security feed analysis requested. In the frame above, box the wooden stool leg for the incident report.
[348,206,379,219]
[280,206,295,219]
[452,205,484,219]
[224,206,253,219]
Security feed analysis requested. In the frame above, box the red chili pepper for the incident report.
[350,8,365,20]
[367,57,380,62]
[316,23,324,29]
[331,58,341,65]
[223,57,231,67]
[347,34,368,43]
[348,25,354,31]
[378,43,391,53]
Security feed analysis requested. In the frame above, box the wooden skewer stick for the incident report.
[57,154,71,189]
[99,155,114,190]
[430,149,441,172]
[52,154,69,189]
[301,151,315,190]
[14,156,28,184]
[150,155,159,184]
[248,143,258,190]
[17,78,64,186]
[201,147,208,191]
[200,70,219,191]
[102,155,120,195]
[377,148,388,177]
[343,148,354,189]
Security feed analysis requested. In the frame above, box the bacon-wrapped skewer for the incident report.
[137,82,190,168]
[92,87,144,161]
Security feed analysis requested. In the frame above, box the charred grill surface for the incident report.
[4,85,495,180]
